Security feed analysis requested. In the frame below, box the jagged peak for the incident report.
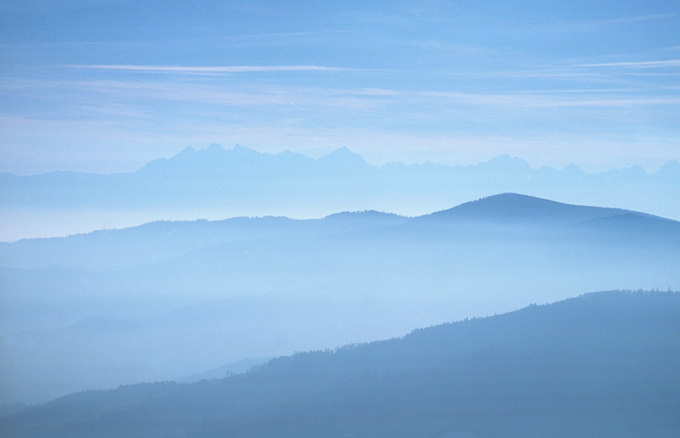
[319,146,366,162]
[561,163,584,173]
[656,160,680,176]
[330,146,353,154]
[276,149,312,160]
[230,144,252,151]
[157,146,195,162]
[478,155,533,171]
[225,144,262,158]
[179,146,196,154]
[601,165,649,177]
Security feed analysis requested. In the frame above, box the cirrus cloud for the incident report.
[63,64,352,74]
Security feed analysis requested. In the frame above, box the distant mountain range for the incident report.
[1,144,678,241]
[1,194,679,405]
[2,193,678,270]
[3,290,679,437]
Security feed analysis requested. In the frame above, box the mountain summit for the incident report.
[425,193,633,225]
[318,146,369,167]
[0,193,678,406]
[1,145,679,241]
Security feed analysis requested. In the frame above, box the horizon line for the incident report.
[3,144,678,177]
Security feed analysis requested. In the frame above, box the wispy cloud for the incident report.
[0,77,398,123]
[580,60,680,68]
[549,13,677,33]
[64,65,351,74]
[589,13,677,26]
[657,45,680,52]
[423,91,680,108]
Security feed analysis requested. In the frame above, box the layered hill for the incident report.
[3,290,679,438]
[1,194,679,405]
[1,144,678,241]
[2,193,677,270]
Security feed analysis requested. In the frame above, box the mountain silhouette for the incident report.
[2,291,678,437]
[421,192,656,227]
[1,194,679,405]
[2,193,675,270]
[2,145,679,241]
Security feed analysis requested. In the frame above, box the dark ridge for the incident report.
[3,290,679,438]
[423,192,639,224]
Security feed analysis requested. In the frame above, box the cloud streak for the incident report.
[422,91,680,108]
[581,60,680,68]
[65,65,351,74]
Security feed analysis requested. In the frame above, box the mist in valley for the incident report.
[2,192,679,406]
[2,1,680,436]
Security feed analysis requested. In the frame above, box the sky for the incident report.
[1,0,679,174]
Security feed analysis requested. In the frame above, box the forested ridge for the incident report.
[4,194,678,406]
[3,290,679,437]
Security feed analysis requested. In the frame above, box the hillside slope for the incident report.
[2,194,679,405]
[3,290,679,437]
[3,193,677,270]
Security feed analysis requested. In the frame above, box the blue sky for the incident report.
[1,0,679,174]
